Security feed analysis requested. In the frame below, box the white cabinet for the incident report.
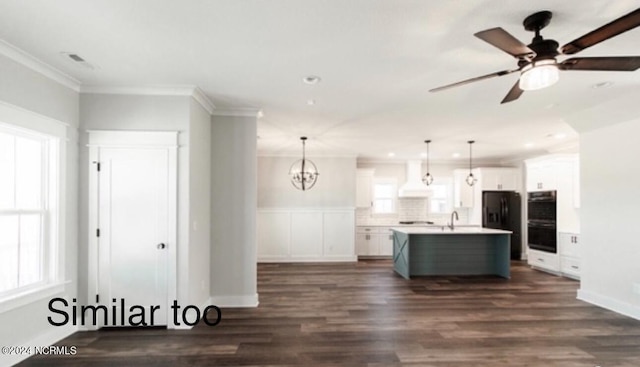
[477,168,519,191]
[356,227,378,256]
[559,232,580,279]
[378,227,394,256]
[356,169,374,208]
[526,160,557,192]
[527,248,560,274]
[355,226,393,257]
[453,169,474,208]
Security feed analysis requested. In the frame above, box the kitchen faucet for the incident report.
[448,211,459,230]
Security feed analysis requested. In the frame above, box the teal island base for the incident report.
[392,227,511,279]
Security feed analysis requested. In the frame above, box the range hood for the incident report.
[398,160,432,198]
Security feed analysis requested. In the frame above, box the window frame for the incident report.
[0,102,67,313]
[371,177,398,216]
[428,176,453,214]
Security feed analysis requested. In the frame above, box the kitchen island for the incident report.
[391,227,512,279]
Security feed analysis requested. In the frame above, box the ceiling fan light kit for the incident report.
[289,137,319,191]
[519,59,559,90]
[430,7,640,103]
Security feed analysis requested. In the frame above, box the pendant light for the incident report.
[422,140,434,186]
[465,140,476,186]
[289,136,319,191]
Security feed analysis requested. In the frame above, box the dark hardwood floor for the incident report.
[19,260,640,366]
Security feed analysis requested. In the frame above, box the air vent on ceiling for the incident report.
[60,52,96,70]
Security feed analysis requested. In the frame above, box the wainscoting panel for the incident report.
[257,208,356,262]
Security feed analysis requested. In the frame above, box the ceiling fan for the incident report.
[430,8,640,103]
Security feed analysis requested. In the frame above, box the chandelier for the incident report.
[289,136,319,191]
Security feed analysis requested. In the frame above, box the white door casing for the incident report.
[87,131,177,328]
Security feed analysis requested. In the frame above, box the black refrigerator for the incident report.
[482,191,522,260]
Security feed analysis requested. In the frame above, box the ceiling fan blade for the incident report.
[561,8,640,55]
[474,27,536,59]
[560,56,640,71]
[429,69,519,92]
[500,81,524,104]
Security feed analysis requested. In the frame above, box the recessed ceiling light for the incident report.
[420,152,428,158]
[303,76,321,85]
[388,152,395,157]
[524,142,534,148]
[452,153,460,158]
[592,81,614,89]
[307,99,316,105]
[553,133,567,139]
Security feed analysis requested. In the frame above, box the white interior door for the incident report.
[97,147,169,326]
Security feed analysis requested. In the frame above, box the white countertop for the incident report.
[391,227,512,235]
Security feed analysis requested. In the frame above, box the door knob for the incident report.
[157,243,166,249]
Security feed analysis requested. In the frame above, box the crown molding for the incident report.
[80,85,215,115]
[191,87,215,115]
[258,152,358,158]
[212,107,261,117]
[0,39,81,92]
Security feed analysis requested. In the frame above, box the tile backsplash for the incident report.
[356,197,469,226]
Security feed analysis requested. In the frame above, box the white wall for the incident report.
[0,53,79,366]
[258,156,356,208]
[210,114,258,307]
[187,98,211,308]
[578,117,640,320]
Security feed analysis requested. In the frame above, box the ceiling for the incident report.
[1,0,639,163]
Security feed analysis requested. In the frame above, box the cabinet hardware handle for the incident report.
[571,265,579,269]
[538,258,544,262]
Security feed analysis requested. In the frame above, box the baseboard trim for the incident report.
[2,324,77,366]
[258,256,357,263]
[577,288,640,321]
[210,294,259,308]
[169,297,214,330]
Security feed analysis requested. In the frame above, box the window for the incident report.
[429,178,453,214]
[372,178,397,214]
[0,124,58,297]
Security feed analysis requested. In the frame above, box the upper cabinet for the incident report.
[477,167,519,191]
[526,160,558,192]
[356,169,374,208]
[453,169,474,208]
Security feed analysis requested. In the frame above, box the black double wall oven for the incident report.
[527,191,557,253]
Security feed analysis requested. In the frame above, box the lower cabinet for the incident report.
[528,232,580,279]
[356,227,394,257]
[559,232,581,279]
[527,248,560,273]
